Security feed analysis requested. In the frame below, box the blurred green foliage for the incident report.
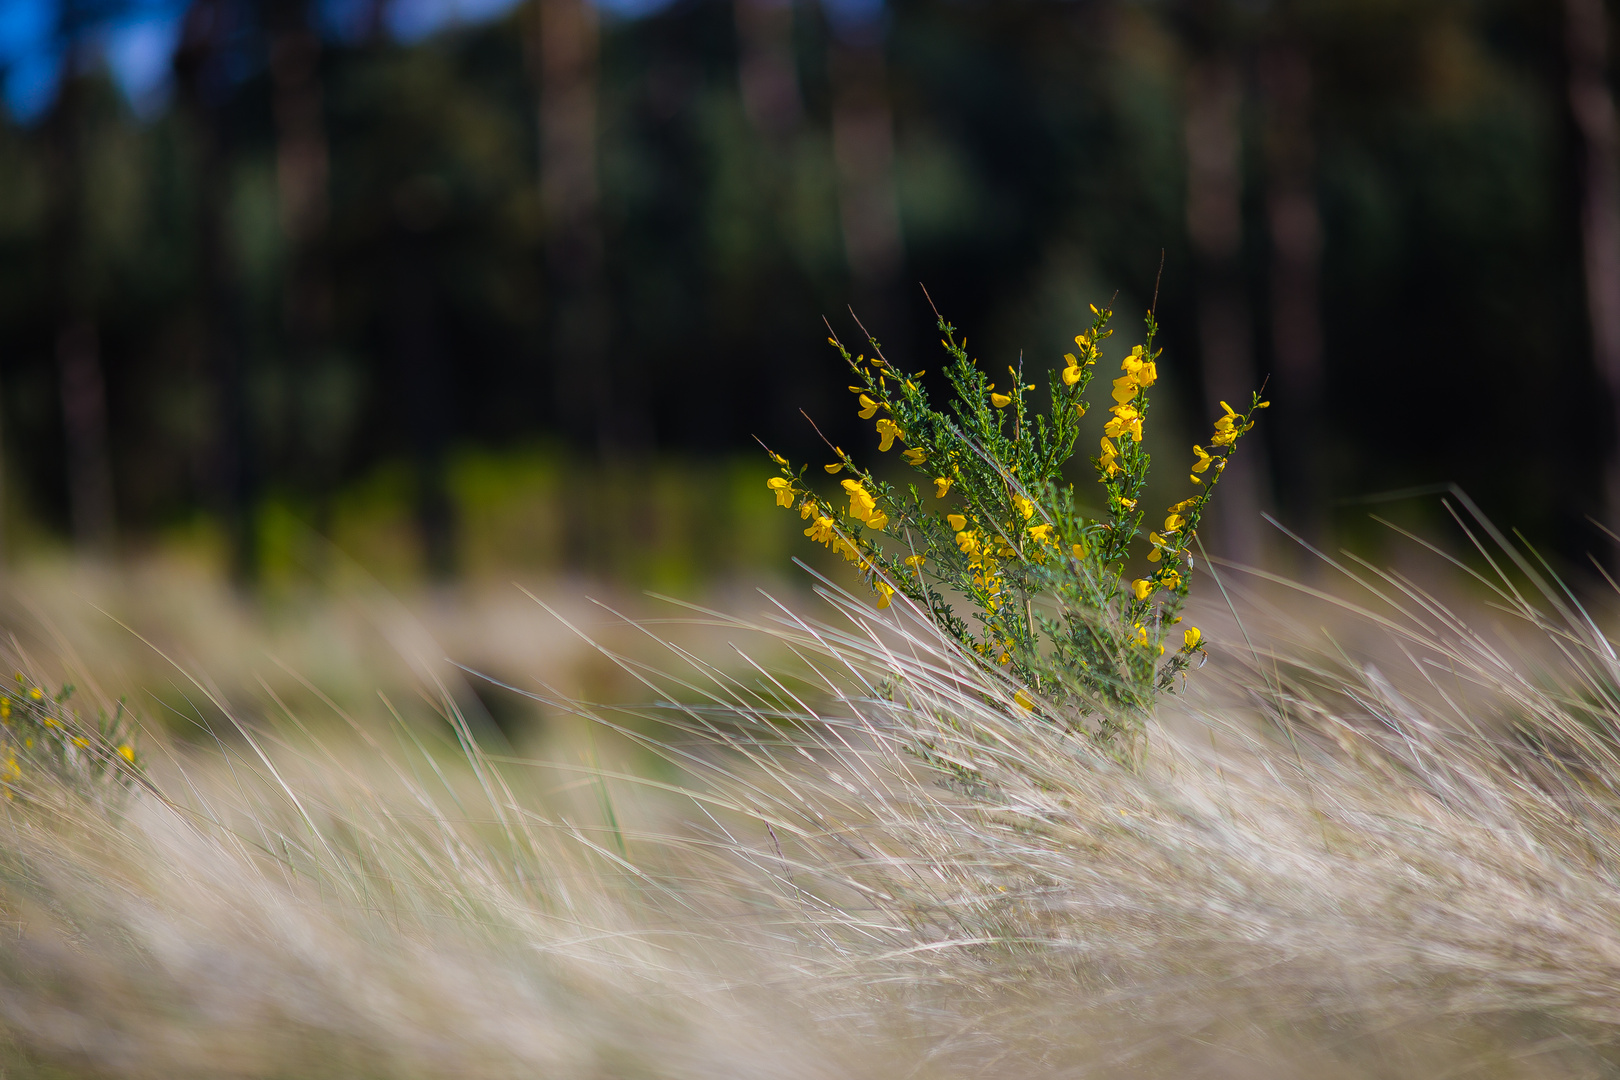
[0,0,1608,583]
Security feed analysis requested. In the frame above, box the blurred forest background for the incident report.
[0,0,1616,594]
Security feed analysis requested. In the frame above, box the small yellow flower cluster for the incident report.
[1144,497,1199,565]
[765,461,896,607]
[1185,399,1266,487]
[1097,347,1159,479]
[950,513,1014,630]
[1210,400,1255,447]
[842,478,889,530]
[1060,331,1096,387]
[848,365,915,457]
[1189,444,1214,484]
[0,673,143,798]
[1103,346,1155,440]
[1098,436,1122,478]
[1130,569,1183,603]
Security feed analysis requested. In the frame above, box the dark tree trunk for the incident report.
[1185,52,1267,566]
[828,13,905,347]
[46,65,116,555]
[535,0,618,453]
[1260,35,1325,555]
[177,0,258,584]
[1566,0,1620,530]
[266,0,337,530]
[55,321,115,552]
[735,0,802,143]
[391,210,456,580]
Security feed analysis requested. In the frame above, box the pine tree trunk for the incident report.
[1260,37,1325,557]
[827,10,906,359]
[1185,54,1266,567]
[735,0,802,142]
[267,0,337,539]
[47,69,116,555]
[1566,0,1620,530]
[177,0,258,584]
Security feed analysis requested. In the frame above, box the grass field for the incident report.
[1,524,1619,1078]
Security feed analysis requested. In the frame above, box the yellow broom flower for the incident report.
[842,478,878,521]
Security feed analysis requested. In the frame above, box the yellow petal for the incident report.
[990,392,1012,408]
[947,513,967,531]
[824,463,843,474]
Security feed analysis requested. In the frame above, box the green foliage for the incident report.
[766,304,1265,756]
[0,674,143,802]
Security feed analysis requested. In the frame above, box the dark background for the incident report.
[0,0,1613,587]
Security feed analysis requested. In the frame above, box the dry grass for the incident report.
[2,523,1620,1077]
